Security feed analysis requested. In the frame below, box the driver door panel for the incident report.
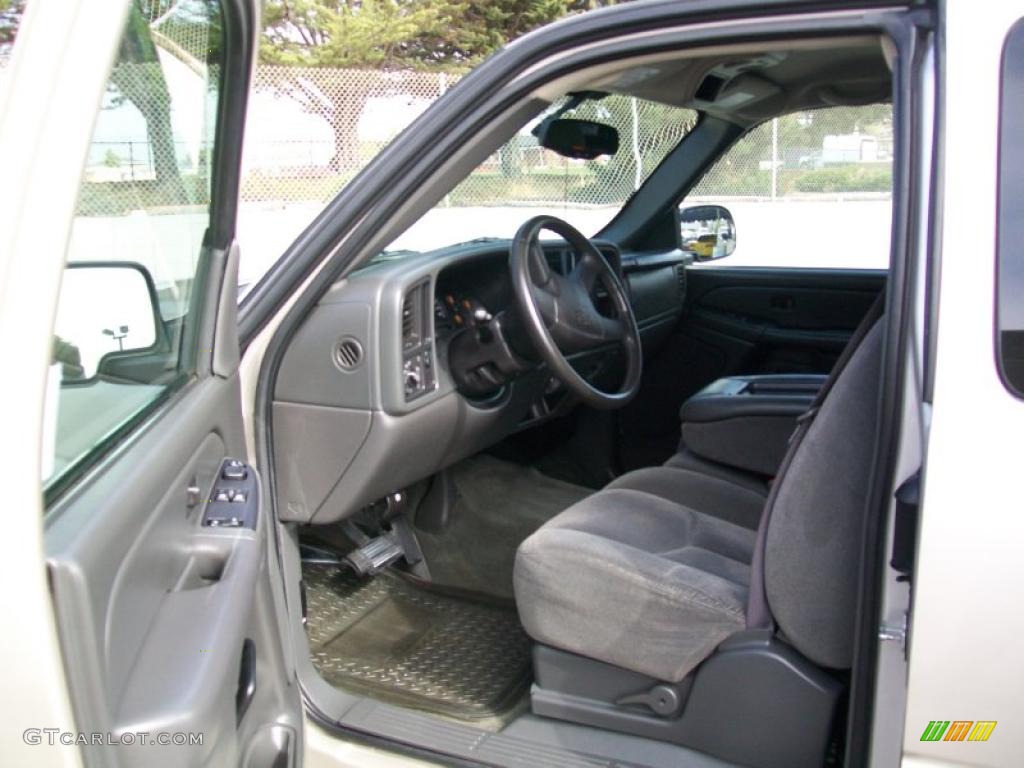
[38,1,302,765]
[46,377,299,767]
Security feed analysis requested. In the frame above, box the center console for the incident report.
[679,374,826,477]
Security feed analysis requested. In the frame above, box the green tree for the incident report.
[0,0,27,53]
[260,0,600,170]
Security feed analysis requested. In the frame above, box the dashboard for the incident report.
[271,237,691,525]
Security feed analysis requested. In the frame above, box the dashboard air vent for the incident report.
[401,291,420,349]
[333,338,363,370]
[400,281,435,401]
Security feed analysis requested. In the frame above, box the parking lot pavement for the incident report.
[718,198,891,269]
[67,197,892,298]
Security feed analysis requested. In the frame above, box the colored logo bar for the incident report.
[920,721,997,742]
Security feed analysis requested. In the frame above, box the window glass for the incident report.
[236,3,599,296]
[681,105,893,269]
[43,0,223,492]
[377,95,697,258]
[997,18,1024,397]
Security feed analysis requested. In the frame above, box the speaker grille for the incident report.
[333,338,363,370]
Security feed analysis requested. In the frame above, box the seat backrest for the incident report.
[749,312,884,669]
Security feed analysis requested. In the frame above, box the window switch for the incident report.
[205,460,254,530]
[222,461,248,481]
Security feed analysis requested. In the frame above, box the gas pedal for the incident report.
[344,534,405,576]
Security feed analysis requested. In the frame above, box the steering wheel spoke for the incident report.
[529,243,556,289]
[596,313,626,342]
[571,251,603,293]
[531,278,559,326]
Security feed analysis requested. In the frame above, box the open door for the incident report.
[16,1,302,765]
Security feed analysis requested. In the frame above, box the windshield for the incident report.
[379,95,698,259]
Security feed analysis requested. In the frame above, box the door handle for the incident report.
[236,638,257,725]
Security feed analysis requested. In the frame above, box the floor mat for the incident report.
[415,455,591,599]
[303,563,532,719]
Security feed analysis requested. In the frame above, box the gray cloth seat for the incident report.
[609,461,767,531]
[514,317,883,683]
[665,447,770,497]
[515,486,757,681]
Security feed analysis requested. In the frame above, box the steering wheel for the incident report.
[510,216,642,410]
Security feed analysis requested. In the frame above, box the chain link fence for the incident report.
[240,66,456,203]
[18,0,892,280]
[72,1,218,216]
[690,105,893,202]
[443,96,698,210]
[58,0,893,216]
[237,75,891,210]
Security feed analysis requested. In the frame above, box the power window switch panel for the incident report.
[231,492,247,503]
[214,489,231,502]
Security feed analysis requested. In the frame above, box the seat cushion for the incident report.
[665,447,771,494]
[514,487,757,682]
[608,463,767,530]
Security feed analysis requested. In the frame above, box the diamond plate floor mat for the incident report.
[303,563,532,719]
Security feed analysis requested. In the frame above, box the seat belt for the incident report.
[746,291,886,630]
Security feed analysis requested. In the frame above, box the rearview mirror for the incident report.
[53,262,162,380]
[534,118,620,160]
[679,204,736,261]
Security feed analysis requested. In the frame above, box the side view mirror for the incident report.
[52,262,162,381]
[679,204,736,261]
[534,118,620,160]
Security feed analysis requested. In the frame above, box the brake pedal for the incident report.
[344,534,405,576]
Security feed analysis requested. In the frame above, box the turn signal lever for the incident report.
[447,310,531,397]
